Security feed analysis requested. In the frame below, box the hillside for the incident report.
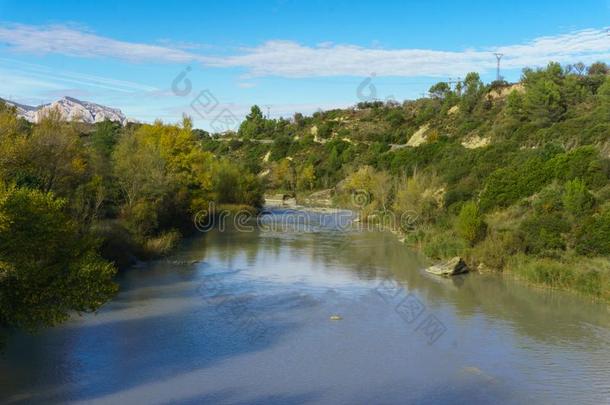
[202,62,610,300]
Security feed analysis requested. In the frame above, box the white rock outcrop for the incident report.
[2,96,128,125]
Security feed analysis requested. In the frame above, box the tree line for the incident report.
[0,107,263,344]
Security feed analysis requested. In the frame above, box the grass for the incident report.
[508,254,610,301]
[142,230,181,258]
[403,219,610,302]
[420,228,470,260]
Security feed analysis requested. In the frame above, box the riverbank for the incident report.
[277,190,610,303]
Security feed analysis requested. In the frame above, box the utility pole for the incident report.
[447,77,462,96]
[493,53,504,82]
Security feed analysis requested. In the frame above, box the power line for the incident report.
[493,53,504,82]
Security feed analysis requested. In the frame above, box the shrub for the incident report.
[471,230,524,270]
[480,157,550,211]
[393,171,444,224]
[532,182,563,213]
[519,212,570,256]
[562,178,595,217]
[574,206,610,256]
[455,201,487,245]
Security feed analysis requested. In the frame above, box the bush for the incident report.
[393,171,444,224]
[455,201,487,245]
[532,182,563,214]
[480,157,550,211]
[562,178,595,216]
[574,206,610,256]
[519,212,570,256]
[471,230,524,270]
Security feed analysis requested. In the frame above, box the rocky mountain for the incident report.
[1,96,129,125]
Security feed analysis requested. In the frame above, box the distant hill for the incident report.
[0,96,129,125]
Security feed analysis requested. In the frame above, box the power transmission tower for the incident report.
[493,53,504,82]
[447,77,462,96]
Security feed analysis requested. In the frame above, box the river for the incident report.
[1,208,609,404]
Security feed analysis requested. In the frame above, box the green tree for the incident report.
[429,82,451,100]
[587,61,609,76]
[297,163,316,191]
[239,105,266,139]
[0,185,117,338]
[113,130,169,209]
[506,90,526,120]
[460,72,484,113]
[524,77,563,124]
[455,201,486,245]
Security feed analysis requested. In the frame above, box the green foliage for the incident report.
[460,72,485,113]
[0,106,265,341]
[506,90,526,120]
[574,206,610,256]
[523,77,563,124]
[342,165,392,213]
[562,178,595,216]
[510,255,610,299]
[455,201,487,245]
[480,146,607,211]
[239,105,265,139]
[480,156,550,211]
[519,212,570,256]
[429,82,451,100]
[297,163,316,190]
[471,230,524,270]
[214,160,264,207]
[422,230,469,260]
[392,171,443,224]
[0,185,117,333]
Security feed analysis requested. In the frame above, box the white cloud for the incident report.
[0,23,608,78]
[206,28,610,77]
[0,58,158,93]
[0,23,208,63]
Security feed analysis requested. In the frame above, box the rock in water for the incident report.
[425,257,469,277]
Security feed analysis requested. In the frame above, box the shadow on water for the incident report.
[1,209,609,404]
[0,262,312,403]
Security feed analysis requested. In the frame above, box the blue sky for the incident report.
[0,0,609,129]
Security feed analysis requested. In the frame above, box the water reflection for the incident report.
[1,209,609,404]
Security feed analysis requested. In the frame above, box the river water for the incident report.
[1,209,609,404]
